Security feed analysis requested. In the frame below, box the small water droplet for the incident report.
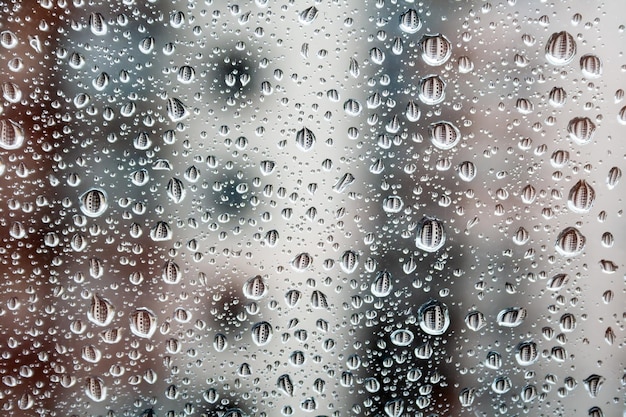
[277,374,294,396]
[333,172,355,193]
[150,221,172,241]
[547,273,569,291]
[0,30,18,49]
[2,82,22,103]
[607,166,621,189]
[515,341,538,365]
[343,98,362,116]
[177,65,195,83]
[459,387,476,407]
[214,333,228,352]
[138,36,155,54]
[162,260,181,284]
[371,270,393,297]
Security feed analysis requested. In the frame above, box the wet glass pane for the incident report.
[0,1,624,416]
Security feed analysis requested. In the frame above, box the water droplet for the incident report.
[369,47,385,65]
[251,321,273,346]
[340,250,358,273]
[295,127,315,151]
[516,98,534,114]
[555,227,586,256]
[588,407,604,417]
[371,270,393,297]
[88,294,115,327]
[390,329,414,346]
[567,179,595,213]
[419,75,446,105]
[82,344,102,363]
[333,172,355,193]
[545,31,576,65]
[618,106,626,125]
[291,252,312,271]
[580,54,602,78]
[310,290,329,309]
[299,6,319,24]
[465,310,487,331]
[162,260,181,284]
[343,98,362,116]
[496,307,527,327]
[415,216,446,252]
[458,55,474,73]
[583,374,604,398]
[100,328,123,344]
[2,82,22,103]
[418,299,450,335]
[492,376,512,394]
[150,221,172,241]
[429,121,460,150]
[604,327,616,345]
[559,312,576,332]
[567,117,596,145]
[399,9,421,34]
[284,289,301,307]
[0,119,25,150]
[138,36,155,54]
[607,166,621,189]
[129,308,157,338]
[277,374,294,396]
[405,100,421,122]
[384,398,404,417]
[214,333,228,352]
[259,160,276,176]
[547,273,569,291]
[85,376,107,402]
[382,195,403,213]
[515,341,538,365]
[166,98,189,122]
[177,65,195,84]
[420,33,452,66]
[166,177,185,203]
[88,12,107,36]
[599,259,618,273]
[459,387,476,407]
[244,275,267,300]
[79,189,108,217]
[0,30,18,49]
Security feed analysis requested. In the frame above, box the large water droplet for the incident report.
[85,376,107,402]
[88,294,115,327]
[567,179,595,213]
[418,299,450,335]
[515,341,538,365]
[295,127,315,151]
[496,307,527,327]
[243,275,267,300]
[2,82,22,103]
[299,6,319,24]
[0,119,25,150]
[583,374,604,398]
[545,31,576,65]
[419,75,446,105]
[129,308,157,338]
[465,311,487,331]
[555,227,586,256]
[371,270,392,297]
[390,329,414,346]
[251,321,273,346]
[79,189,108,217]
[166,98,189,122]
[415,216,446,252]
[429,121,460,150]
[399,9,421,34]
[420,34,451,66]
[567,117,596,145]
[88,12,107,36]
[166,178,186,203]
[150,221,172,241]
[277,374,294,396]
[607,166,621,189]
[580,54,602,78]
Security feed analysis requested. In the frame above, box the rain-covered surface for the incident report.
[0,1,624,416]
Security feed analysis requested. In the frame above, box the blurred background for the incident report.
[0,0,624,416]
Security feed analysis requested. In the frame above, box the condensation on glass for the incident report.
[0,1,624,416]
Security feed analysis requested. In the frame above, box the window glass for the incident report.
[0,1,624,416]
